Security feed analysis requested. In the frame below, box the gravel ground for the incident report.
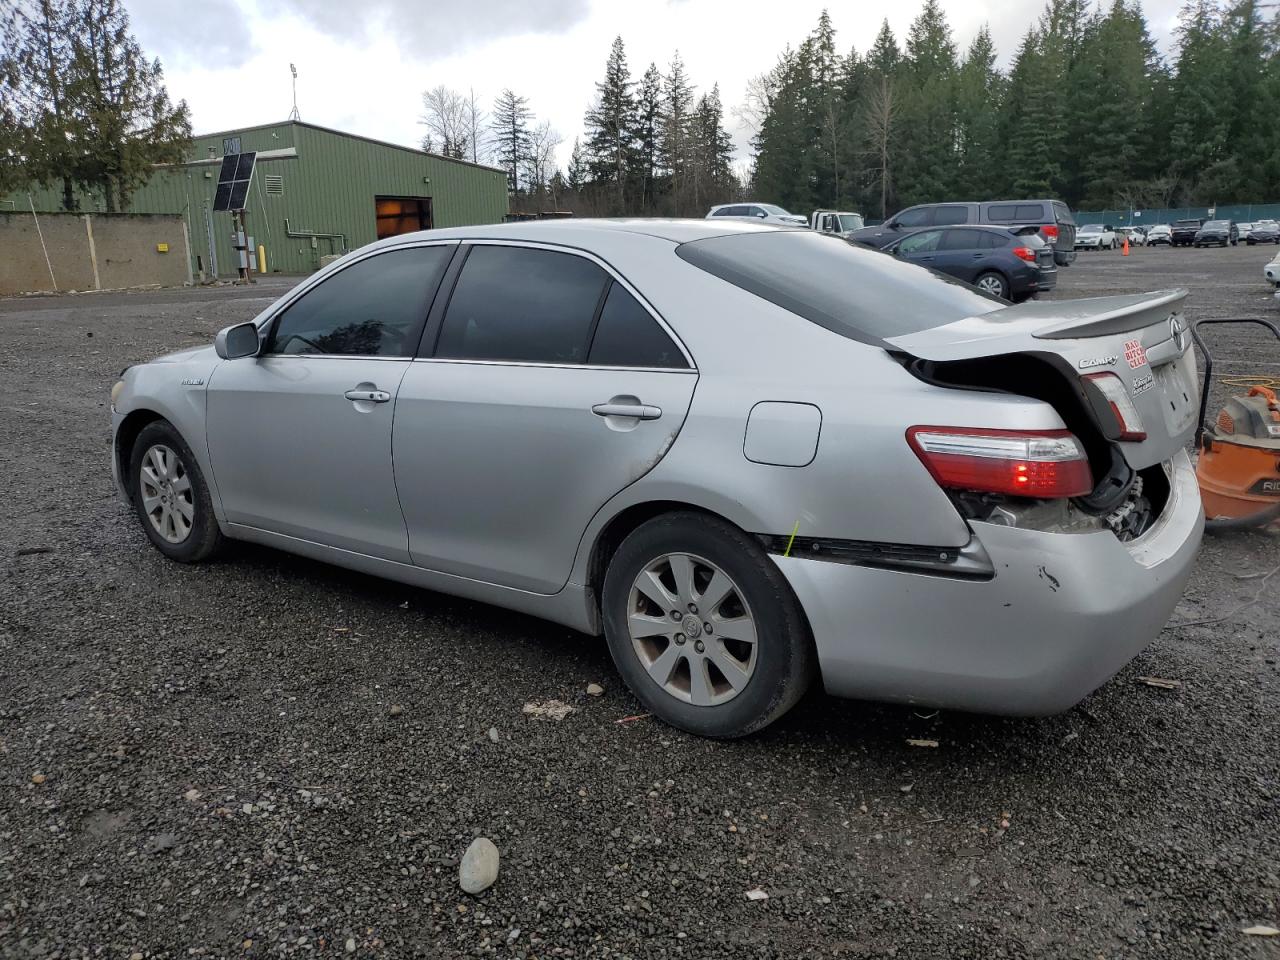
[1,246,1278,960]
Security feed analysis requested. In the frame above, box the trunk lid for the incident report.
[887,289,1198,470]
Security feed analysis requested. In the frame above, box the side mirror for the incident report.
[215,321,261,360]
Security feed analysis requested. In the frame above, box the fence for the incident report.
[1073,203,1280,226]
[0,210,192,296]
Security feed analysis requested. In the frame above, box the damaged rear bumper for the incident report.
[772,451,1203,715]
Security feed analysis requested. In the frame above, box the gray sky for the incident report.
[127,0,1187,169]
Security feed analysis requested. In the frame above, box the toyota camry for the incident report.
[111,219,1204,737]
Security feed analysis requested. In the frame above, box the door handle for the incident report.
[592,402,662,420]
[345,388,391,403]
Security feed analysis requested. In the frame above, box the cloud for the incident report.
[269,0,592,55]
[126,0,257,69]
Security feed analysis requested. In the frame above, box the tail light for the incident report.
[1084,372,1147,441]
[1042,224,1059,241]
[1012,246,1037,262]
[907,427,1093,499]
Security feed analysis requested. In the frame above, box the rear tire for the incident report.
[974,271,1010,299]
[601,512,815,738]
[129,420,223,562]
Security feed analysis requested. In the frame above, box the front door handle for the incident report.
[592,401,662,421]
[345,388,391,403]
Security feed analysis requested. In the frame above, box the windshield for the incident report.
[760,204,792,216]
[1081,224,1103,233]
[675,230,1002,345]
[1203,220,1229,229]
[838,214,865,231]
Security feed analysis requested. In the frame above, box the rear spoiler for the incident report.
[1033,289,1187,339]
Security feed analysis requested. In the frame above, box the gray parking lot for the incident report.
[1,245,1278,959]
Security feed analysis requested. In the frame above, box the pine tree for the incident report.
[70,0,191,212]
[953,26,1002,199]
[1000,29,1058,197]
[689,84,736,209]
[491,88,532,194]
[865,21,901,216]
[583,36,635,215]
[567,138,586,195]
[896,0,959,205]
[659,52,695,215]
[1168,0,1232,198]
[633,63,663,213]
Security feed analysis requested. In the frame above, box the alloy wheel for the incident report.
[139,444,194,543]
[626,553,758,706]
[976,274,1005,297]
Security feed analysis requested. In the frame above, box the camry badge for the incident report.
[1078,355,1118,369]
[180,378,205,386]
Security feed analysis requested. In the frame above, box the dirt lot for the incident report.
[1,245,1278,960]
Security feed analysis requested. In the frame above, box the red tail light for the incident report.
[907,427,1094,499]
[1012,246,1037,262]
[1042,224,1059,241]
[1084,372,1147,440]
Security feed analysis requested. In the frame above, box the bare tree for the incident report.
[733,71,775,137]
[864,75,896,219]
[419,85,468,159]
[465,87,489,165]
[525,120,562,205]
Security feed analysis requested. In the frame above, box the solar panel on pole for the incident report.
[212,151,257,212]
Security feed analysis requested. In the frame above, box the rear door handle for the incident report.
[345,388,391,403]
[592,402,662,421]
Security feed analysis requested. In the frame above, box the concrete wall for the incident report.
[0,212,190,296]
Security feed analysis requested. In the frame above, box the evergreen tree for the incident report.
[633,63,663,212]
[567,137,586,195]
[659,52,695,215]
[953,26,1002,199]
[689,84,736,209]
[69,0,191,212]
[491,88,532,194]
[1168,0,1231,198]
[896,0,959,205]
[865,20,901,216]
[1,0,83,209]
[583,36,635,215]
[1000,30,1058,197]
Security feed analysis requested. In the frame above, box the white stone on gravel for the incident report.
[585,683,605,697]
[459,837,500,894]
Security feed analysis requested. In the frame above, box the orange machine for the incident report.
[1191,318,1280,530]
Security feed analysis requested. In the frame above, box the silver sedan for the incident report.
[111,219,1204,737]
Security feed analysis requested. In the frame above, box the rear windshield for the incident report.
[675,231,1002,344]
[760,204,791,216]
[1081,224,1104,232]
[1175,220,1200,227]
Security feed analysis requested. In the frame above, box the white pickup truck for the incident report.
[811,210,865,238]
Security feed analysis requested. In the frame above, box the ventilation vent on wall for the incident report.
[265,175,284,196]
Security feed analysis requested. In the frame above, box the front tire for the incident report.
[129,420,223,562]
[601,512,815,738]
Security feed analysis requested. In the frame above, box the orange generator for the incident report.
[1192,318,1280,530]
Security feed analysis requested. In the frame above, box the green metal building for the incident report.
[5,120,510,277]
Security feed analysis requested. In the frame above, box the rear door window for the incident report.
[588,283,688,369]
[938,229,990,251]
[1014,203,1045,220]
[435,245,608,364]
[265,245,451,356]
[933,206,970,225]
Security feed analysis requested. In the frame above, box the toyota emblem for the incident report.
[1169,314,1189,353]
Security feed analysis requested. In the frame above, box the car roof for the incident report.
[363,217,790,253]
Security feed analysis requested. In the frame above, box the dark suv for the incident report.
[847,200,1077,266]
[1171,219,1202,247]
[1193,220,1238,247]
[886,225,1057,302]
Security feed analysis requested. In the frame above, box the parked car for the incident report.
[1193,220,1238,247]
[886,225,1056,301]
[110,219,1204,738]
[1074,224,1117,250]
[1146,224,1173,245]
[1171,219,1203,246]
[1237,222,1255,240]
[1116,227,1146,247]
[811,209,865,238]
[846,199,1077,266]
[706,203,808,227]
[1266,251,1280,286]
[1246,221,1280,245]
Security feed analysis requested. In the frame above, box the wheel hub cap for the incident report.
[626,552,758,707]
[139,443,194,544]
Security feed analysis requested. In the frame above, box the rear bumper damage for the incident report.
[773,450,1203,716]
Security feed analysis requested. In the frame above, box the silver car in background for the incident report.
[705,202,809,227]
[111,220,1203,737]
